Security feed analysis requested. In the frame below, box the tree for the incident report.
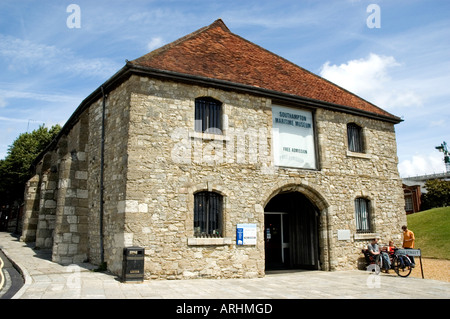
[0,125,61,206]
[421,179,450,210]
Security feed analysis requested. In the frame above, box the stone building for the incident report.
[21,19,405,279]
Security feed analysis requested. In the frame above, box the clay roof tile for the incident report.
[130,19,399,121]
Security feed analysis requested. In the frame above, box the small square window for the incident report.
[347,123,364,153]
[195,97,222,134]
[194,191,223,237]
[355,197,372,233]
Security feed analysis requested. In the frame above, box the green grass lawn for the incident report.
[407,206,450,260]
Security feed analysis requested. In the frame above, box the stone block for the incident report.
[76,189,88,199]
[44,200,57,209]
[75,171,88,180]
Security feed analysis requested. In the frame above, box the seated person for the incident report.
[367,238,381,262]
[380,241,395,272]
[386,240,396,255]
[368,238,391,272]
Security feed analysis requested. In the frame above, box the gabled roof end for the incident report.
[209,18,230,32]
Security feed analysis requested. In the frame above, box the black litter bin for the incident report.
[122,247,145,282]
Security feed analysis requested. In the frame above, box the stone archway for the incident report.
[263,183,331,271]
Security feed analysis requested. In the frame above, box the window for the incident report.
[194,191,223,237]
[405,195,413,212]
[347,123,364,153]
[195,97,222,134]
[355,198,372,233]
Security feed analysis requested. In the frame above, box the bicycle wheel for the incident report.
[393,255,412,277]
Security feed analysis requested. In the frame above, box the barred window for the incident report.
[355,198,372,233]
[195,97,222,134]
[347,123,364,153]
[194,191,223,237]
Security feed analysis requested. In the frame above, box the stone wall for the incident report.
[21,165,42,243]
[35,151,58,249]
[21,79,132,270]
[86,80,131,272]
[51,111,90,264]
[21,146,59,247]
[119,75,405,279]
[21,73,406,279]
[22,112,91,264]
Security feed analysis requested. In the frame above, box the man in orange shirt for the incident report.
[402,225,415,267]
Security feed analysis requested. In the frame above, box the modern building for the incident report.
[402,172,450,214]
[21,19,405,279]
[402,182,422,214]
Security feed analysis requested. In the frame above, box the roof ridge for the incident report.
[209,18,230,32]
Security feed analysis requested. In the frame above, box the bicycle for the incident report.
[362,249,413,277]
[391,252,413,277]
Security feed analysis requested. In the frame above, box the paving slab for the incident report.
[1,231,449,300]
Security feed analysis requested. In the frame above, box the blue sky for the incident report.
[0,0,449,177]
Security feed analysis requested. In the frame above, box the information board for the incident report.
[236,224,257,245]
[272,105,316,169]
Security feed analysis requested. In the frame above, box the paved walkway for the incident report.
[1,232,449,299]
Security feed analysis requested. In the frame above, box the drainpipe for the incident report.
[100,86,107,266]
[325,208,332,271]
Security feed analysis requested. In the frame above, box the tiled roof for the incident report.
[130,19,399,121]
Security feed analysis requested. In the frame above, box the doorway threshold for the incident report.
[265,269,313,275]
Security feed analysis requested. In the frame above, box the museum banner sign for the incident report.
[272,105,316,169]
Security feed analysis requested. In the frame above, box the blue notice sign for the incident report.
[236,227,244,245]
[236,224,257,245]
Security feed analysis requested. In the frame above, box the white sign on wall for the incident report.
[272,105,316,169]
[337,230,351,241]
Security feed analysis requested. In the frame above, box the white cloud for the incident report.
[0,34,118,78]
[398,153,446,177]
[147,37,164,51]
[319,53,422,110]
[0,116,29,123]
[0,97,6,108]
[0,89,81,104]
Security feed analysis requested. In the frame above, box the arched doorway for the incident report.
[264,191,321,270]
